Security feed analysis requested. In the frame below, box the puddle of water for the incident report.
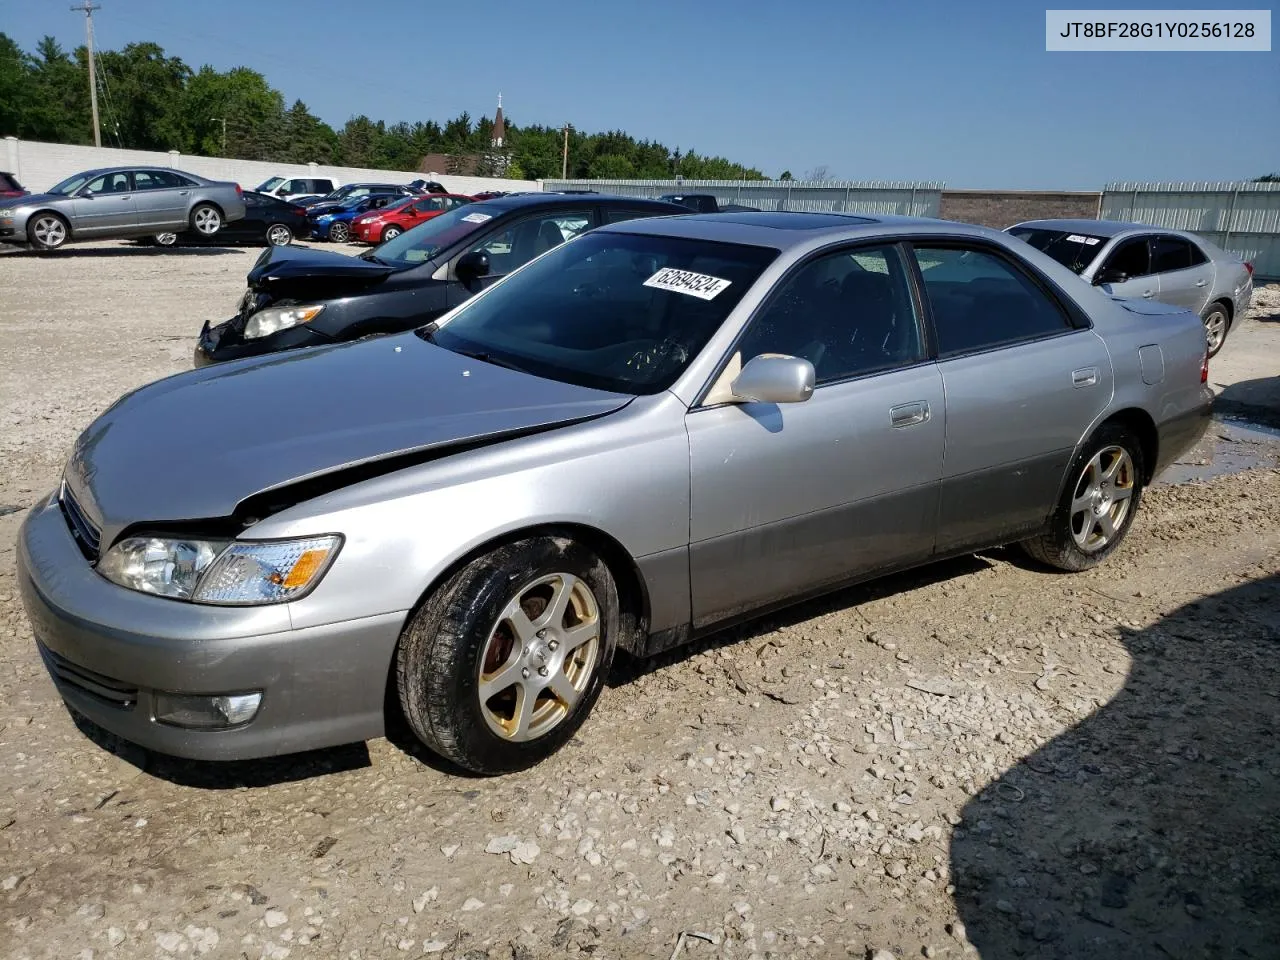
[1157,416,1280,485]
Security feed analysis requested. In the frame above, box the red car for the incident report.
[349,194,474,244]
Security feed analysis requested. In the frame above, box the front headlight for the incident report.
[244,304,324,339]
[0,208,13,217]
[98,535,341,605]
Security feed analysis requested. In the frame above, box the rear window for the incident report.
[1007,228,1107,274]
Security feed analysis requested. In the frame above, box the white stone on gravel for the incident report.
[264,909,288,929]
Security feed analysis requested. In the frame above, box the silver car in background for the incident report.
[0,165,247,251]
[18,212,1212,775]
[1006,219,1254,357]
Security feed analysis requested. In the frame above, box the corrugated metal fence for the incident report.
[1102,180,1280,279]
[541,178,944,217]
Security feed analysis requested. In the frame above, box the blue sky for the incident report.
[4,0,1277,187]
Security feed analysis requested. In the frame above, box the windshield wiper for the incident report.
[448,346,530,375]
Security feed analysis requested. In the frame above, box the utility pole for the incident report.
[72,1,102,148]
[561,122,572,179]
[210,117,227,154]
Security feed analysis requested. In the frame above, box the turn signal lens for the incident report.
[193,536,342,605]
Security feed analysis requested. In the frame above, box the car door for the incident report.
[687,243,945,627]
[1150,235,1215,313]
[445,207,596,306]
[910,242,1114,552]
[69,171,138,234]
[130,170,193,228]
[1094,234,1159,301]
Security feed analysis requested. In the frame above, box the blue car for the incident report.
[308,193,402,242]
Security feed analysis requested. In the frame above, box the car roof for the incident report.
[479,193,688,213]
[1009,218,1188,239]
[598,210,955,248]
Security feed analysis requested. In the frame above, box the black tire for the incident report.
[1202,301,1230,359]
[1021,422,1145,572]
[265,223,293,246]
[190,203,223,236]
[328,221,350,243]
[27,212,69,251]
[396,536,619,774]
[381,225,402,242]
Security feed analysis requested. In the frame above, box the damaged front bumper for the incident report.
[195,316,334,367]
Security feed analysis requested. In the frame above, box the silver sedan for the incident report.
[0,165,247,251]
[18,212,1212,774]
[1006,218,1254,357]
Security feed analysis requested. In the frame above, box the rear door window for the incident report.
[912,245,1073,356]
[1151,236,1202,274]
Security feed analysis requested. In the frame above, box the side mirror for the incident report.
[455,249,491,287]
[730,354,815,404]
[1094,268,1127,286]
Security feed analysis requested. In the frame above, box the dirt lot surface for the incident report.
[1,242,1278,960]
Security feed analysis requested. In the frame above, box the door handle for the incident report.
[1072,366,1099,388]
[1141,290,1155,298]
[118,195,132,200]
[178,190,190,196]
[1195,279,1207,287]
[890,401,930,428]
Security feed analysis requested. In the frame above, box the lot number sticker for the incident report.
[461,212,493,224]
[1066,234,1101,245]
[643,267,732,300]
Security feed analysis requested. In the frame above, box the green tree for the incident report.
[93,42,190,149]
[1257,173,1280,182]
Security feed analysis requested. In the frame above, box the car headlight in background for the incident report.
[243,303,324,339]
[0,208,13,217]
[98,534,341,604]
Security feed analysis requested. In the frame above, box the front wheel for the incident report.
[1202,302,1230,359]
[28,213,69,250]
[396,536,618,774]
[1020,422,1145,571]
[154,232,178,247]
[190,203,223,236]
[328,221,350,243]
[381,225,403,242]
[265,223,293,246]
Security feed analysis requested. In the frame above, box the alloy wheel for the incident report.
[330,222,350,243]
[193,207,221,235]
[267,224,292,246]
[155,233,177,246]
[384,226,402,241]
[32,216,66,248]
[1204,308,1228,356]
[476,573,601,742]
[1069,445,1135,553]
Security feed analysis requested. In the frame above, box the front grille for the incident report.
[40,645,138,710]
[59,483,102,561]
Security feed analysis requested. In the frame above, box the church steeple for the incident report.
[491,93,505,148]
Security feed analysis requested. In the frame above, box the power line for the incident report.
[70,0,102,148]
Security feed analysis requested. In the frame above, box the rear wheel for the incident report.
[1202,302,1230,358]
[1021,422,1144,571]
[28,213,69,250]
[190,203,223,236]
[396,536,618,774]
[265,223,293,246]
[381,225,403,242]
[328,221,350,243]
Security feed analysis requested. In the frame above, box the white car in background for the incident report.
[256,176,337,203]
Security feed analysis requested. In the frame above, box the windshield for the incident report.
[375,203,503,265]
[257,177,285,192]
[423,230,779,395]
[1008,227,1107,274]
[47,173,92,196]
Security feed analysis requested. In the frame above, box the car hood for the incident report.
[248,244,394,285]
[11,192,67,208]
[64,333,633,545]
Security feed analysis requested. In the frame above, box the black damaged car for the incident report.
[195,194,687,366]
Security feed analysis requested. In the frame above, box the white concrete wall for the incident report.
[3,137,539,196]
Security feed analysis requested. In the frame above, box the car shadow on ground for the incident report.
[1,246,239,258]
[1213,375,1280,431]
[950,573,1280,959]
[608,554,994,685]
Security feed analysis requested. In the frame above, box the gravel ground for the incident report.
[1,243,1278,960]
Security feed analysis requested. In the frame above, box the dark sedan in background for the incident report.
[150,191,309,247]
[195,194,688,365]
